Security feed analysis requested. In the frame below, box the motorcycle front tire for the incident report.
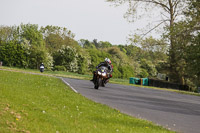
[102,79,105,87]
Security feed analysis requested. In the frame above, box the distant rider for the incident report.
[40,63,44,68]
[90,58,113,83]
[40,63,45,72]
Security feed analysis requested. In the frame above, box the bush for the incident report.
[139,68,149,78]
[54,65,66,71]
[118,65,135,79]
[53,46,78,72]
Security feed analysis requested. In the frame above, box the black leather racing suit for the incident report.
[96,62,112,74]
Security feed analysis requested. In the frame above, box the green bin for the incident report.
[129,77,135,84]
[129,77,141,85]
[142,78,149,86]
[135,78,140,84]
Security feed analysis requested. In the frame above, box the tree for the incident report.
[41,25,78,54]
[184,0,200,31]
[41,25,75,39]
[140,59,157,77]
[19,24,44,47]
[183,0,200,87]
[160,0,199,87]
[77,54,87,74]
[118,64,135,78]
[18,24,53,69]
[45,33,64,54]
[79,39,96,49]
[0,26,29,68]
[107,0,189,84]
[132,36,168,63]
[99,41,112,48]
[0,26,16,43]
[0,41,27,67]
[93,39,100,48]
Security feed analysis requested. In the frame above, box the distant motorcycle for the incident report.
[93,66,108,89]
[40,65,44,73]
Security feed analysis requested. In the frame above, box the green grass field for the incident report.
[0,69,174,133]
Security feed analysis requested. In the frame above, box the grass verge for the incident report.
[1,66,199,96]
[0,70,174,133]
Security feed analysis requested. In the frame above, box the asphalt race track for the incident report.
[62,78,200,133]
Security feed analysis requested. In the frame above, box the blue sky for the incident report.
[0,0,151,45]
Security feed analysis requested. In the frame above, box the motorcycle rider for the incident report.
[40,63,45,72]
[90,58,113,83]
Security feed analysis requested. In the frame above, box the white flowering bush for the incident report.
[44,52,54,70]
[53,46,79,72]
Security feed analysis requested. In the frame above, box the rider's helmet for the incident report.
[105,58,111,64]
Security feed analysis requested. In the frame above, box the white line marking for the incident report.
[61,78,78,93]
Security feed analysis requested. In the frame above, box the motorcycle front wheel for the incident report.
[101,79,105,87]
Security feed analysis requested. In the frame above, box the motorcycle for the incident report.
[40,65,44,73]
[93,66,108,89]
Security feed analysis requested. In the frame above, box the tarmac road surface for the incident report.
[62,78,200,133]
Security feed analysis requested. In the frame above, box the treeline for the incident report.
[0,0,199,90]
[0,24,167,78]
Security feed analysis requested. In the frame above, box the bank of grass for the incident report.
[1,66,199,96]
[0,70,174,133]
[0,66,91,80]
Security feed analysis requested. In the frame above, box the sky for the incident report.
[0,0,152,45]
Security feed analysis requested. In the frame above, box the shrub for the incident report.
[54,65,66,71]
[139,68,149,78]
